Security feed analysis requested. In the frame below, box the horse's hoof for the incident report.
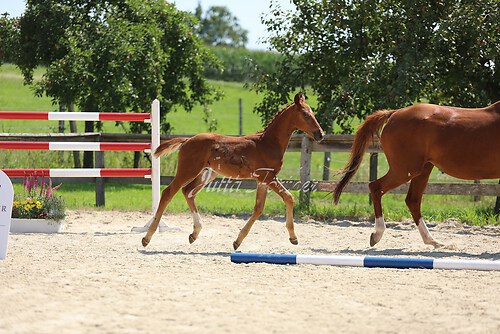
[233,241,240,250]
[369,233,378,247]
[189,234,196,244]
[432,241,446,249]
[142,237,149,247]
[289,238,298,245]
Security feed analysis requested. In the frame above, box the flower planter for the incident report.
[10,218,64,233]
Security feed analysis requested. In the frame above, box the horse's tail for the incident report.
[333,109,397,204]
[154,137,189,158]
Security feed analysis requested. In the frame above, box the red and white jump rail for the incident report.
[0,111,151,122]
[2,168,151,178]
[0,100,162,214]
[0,141,151,152]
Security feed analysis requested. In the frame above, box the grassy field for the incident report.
[1,64,499,225]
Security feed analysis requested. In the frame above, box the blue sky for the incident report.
[0,0,295,50]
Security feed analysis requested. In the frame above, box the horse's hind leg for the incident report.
[369,171,410,246]
[182,169,217,244]
[405,163,445,248]
[233,183,268,250]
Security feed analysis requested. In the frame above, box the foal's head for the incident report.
[289,93,324,141]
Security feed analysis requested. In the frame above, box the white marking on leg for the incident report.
[193,211,201,226]
[417,218,435,244]
[375,216,386,234]
[417,218,445,248]
[372,216,386,244]
[192,211,202,237]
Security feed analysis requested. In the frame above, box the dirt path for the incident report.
[1,210,499,334]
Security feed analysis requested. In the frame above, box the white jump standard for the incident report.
[231,253,500,271]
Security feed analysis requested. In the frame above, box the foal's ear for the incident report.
[294,92,305,105]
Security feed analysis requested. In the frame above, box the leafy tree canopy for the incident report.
[195,4,248,48]
[255,0,499,133]
[5,0,221,133]
[0,14,19,64]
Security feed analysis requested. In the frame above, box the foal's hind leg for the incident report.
[233,183,268,250]
[182,169,217,244]
[369,171,410,246]
[405,163,445,248]
[142,167,203,247]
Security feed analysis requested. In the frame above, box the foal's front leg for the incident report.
[268,179,298,245]
[233,183,268,250]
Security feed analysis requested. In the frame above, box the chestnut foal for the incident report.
[142,93,324,249]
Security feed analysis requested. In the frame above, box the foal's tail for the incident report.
[333,109,397,204]
[154,137,189,158]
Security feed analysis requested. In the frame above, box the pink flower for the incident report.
[39,175,46,197]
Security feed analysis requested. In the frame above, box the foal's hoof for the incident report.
[188,234,196,244]
[233,241,240,250]
[369,233,378,247]
[142,237,150,247]
[289,238,298,245]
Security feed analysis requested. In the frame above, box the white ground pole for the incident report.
[131,99,180,233]
[0,170,14,260]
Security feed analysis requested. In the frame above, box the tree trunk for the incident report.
[133,151,141,168]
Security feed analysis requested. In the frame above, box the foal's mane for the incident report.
[257,102,295,134]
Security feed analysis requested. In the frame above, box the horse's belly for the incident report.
[431,151,500,180]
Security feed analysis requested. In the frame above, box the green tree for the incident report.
[0,14,19,64]
[10,0,220,166]
[196,5,248,47]
[17,0,219,124]
[428,1,500,106]
[255,0,499,133]
[203,46,282,82]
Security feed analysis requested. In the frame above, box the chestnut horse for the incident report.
[142,93,324,249]
[333,101,500,247]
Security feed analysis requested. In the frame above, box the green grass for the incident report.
[12,180,498,225]
[1,63,499,225]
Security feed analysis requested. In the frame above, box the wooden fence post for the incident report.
[300,136,312,209]
[495,180,500,215]
[323,152,331,180]
[68,103,81,168]
[474,180,481,201]
[95,151,105,207]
